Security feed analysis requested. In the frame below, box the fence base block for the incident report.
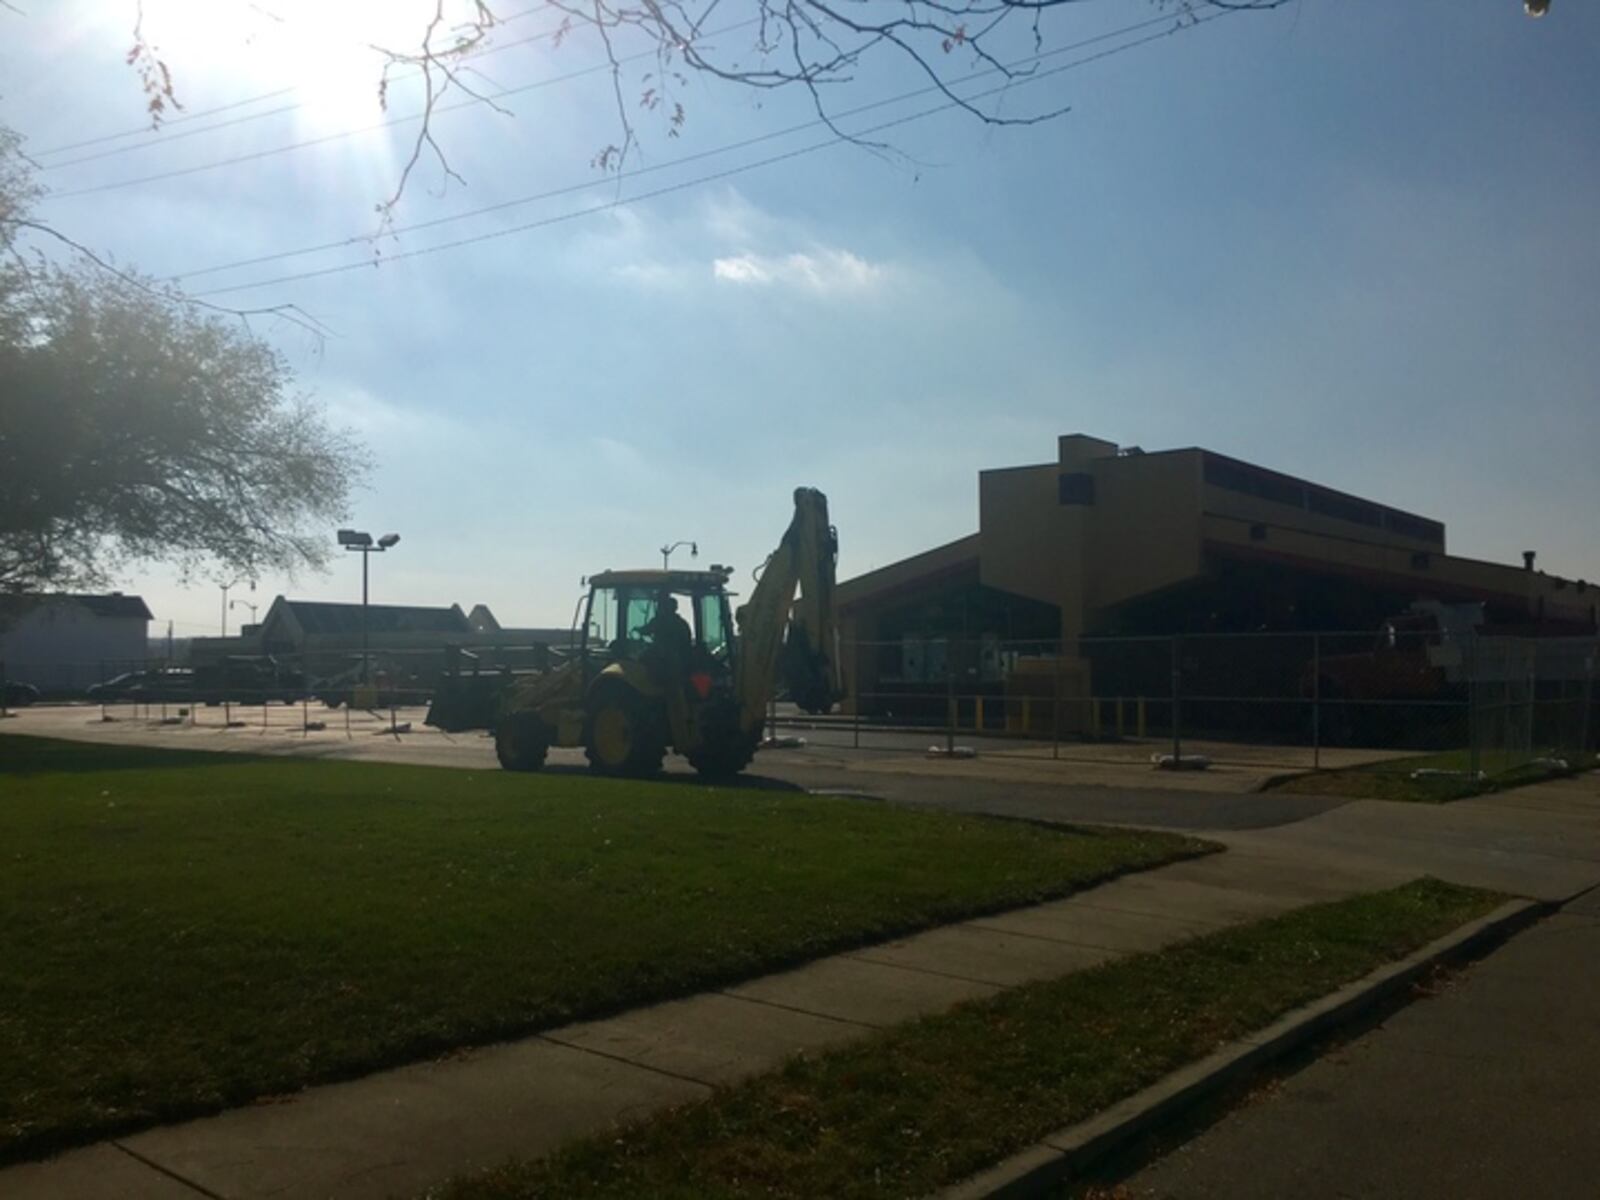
[1152,752,1211,771]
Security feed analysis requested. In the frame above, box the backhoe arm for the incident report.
[734,487,841,736]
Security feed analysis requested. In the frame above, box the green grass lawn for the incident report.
[1268,748,1589,803]
[0,734,1207,1162]
[436,879,1504,1200]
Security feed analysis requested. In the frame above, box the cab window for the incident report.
[697,593,730,660]
[621,590,659,643]
[587,586,618,645]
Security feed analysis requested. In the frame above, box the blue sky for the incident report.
[5,0,1597,637]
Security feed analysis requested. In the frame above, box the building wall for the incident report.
[978,463,1069,612]
[1084,450,1205,614]
[1,604,150,692]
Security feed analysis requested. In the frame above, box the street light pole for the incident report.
[219,578,255,637]
[338,530,400,687]
[660,540,698,570]
[361,546,370,686]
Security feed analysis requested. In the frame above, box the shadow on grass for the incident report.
[0,734,268,776]
[480,760,808,793]
[0,732,811,791]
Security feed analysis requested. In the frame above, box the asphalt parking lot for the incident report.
[0,702,1361,831]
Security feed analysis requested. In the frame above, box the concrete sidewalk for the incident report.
[1,850,1404,1200]
[1117,882,1600,1199]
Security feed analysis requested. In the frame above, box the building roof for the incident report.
[277,600,471,636]
[0,592,154,621]
[837,534,981,613]
[73,593,155,620]
[466,604,500,633]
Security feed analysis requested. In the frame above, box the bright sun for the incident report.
[139,0,479,132]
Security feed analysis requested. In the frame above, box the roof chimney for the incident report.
[1523,550,1537,571]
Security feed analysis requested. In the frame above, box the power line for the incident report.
[44,17,763,199]
[30,1,558,160]
[41,19,584,171]
[194,13,1228,299]
[172,11,1187,284]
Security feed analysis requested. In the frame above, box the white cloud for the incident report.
[711,249,886,294]
[322,384,467,444]
[609,260,688,289]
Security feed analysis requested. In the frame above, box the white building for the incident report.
[0,593,155,693]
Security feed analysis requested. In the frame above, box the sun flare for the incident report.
[135,0,486,132]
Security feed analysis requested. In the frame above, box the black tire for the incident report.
[584,685,665,777]
[495,711,551,772]
[686,698,757,779]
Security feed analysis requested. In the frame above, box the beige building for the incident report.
[838,434,1595,714]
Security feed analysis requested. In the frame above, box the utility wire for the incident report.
[45,17,763,198]
[31,1,557,159]
[195,12,1227,299]
[172,10,1187,283]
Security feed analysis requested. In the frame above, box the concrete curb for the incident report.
[933,896,1546,1200]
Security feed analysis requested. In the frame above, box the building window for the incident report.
[1385,510,1446,546]
[1410,552,1430,570]
[1058,472,1095,506]
[1307,488,1382,528]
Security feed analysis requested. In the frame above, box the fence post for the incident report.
[1170,635,1182,763]
[946,670,956,756]
[1467,637,1481,778]
[853,697,860,750]
[1312,633,1321,771]
[223,657,231,729]
[1052,651,1062,760]
[0,659,8,720]
[303,652,311,737]
[1581,640,1597,761]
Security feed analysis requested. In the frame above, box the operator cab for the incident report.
[581,568,737,684]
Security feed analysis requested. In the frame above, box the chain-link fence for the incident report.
[804,629,1598,777]
[0,650,447,738]
[3,630,1596,778]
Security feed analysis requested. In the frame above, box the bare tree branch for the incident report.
[2,217,333,343]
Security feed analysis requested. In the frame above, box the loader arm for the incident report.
[734,487,841,736]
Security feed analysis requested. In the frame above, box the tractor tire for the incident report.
[584,686,665,777]
[495,712,551,772]
[686,699,758,780]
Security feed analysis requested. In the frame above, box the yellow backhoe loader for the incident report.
[425,487,840,779]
